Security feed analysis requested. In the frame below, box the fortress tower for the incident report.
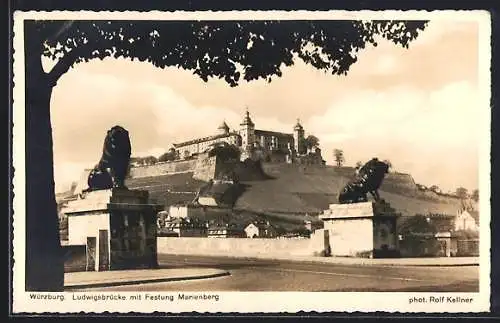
[239,108,256,159]
[217,120,230,135]
[293,119,305,155]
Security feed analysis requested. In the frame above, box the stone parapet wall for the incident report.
[157,236,325,258]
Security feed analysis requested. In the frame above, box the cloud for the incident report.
[306,84,428,139]
[408,20,479,46]
[311,80,480,191]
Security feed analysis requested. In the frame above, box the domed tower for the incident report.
[217,120,230,135]
[293,118,305,155]
[239,108,255,159]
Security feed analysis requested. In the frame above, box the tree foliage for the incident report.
[429,185,441,193]
[34,20,427,87]
[304,135,320,151]
[130,155,158,166]
[471,189,479,202]
[158,148,177,162]
[208,143,241,160]
[455,187,469,200]
[398,215,441,257]
[333,148,345,167]
[399,214,437,235]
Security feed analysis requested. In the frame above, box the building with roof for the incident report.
[455,209,479,231]
[161,217,208,237]
[172,109,312,162]
[244,221,278,238]
[167,202,233,222]
[207,223,246,238]
[172,121,241,159]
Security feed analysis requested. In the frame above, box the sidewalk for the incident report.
[64,267,230,290]
[163,252,480,267]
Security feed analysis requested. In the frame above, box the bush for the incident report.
[159,151,176,162]
[399,214,437,235]
[454,229,479,240]
[208,144,241,161]
[399,236,441,257]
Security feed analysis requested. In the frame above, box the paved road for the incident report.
[78,254,479,292]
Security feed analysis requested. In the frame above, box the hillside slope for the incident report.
[233,163,463,216]
[125,162,464,219]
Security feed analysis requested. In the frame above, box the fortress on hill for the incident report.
[172,109,324,164]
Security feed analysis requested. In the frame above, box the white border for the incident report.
[12,10,492,313]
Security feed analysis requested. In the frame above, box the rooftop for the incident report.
[173,132,240,148]
[254,129,293,139]
[246,221,274,229]
[240,109,255,127]
[294,119,303,131]
[218,121,229,131]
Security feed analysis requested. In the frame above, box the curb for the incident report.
[64,271,230,290]
[299,259,480,267]
[162,253,479,267]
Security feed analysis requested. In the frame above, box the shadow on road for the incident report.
[158,259,279,271]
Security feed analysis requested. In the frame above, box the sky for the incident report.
[47,20,483,194]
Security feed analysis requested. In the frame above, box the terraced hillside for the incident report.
[125,173,205,209]
[125,162,464,222]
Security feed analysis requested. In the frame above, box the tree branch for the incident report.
[46,46,82,86]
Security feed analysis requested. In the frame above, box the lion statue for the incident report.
[84,125,132,192]
[338,158,389,204]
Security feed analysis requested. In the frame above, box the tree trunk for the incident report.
[24,26,64,291]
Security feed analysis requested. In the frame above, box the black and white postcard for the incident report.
[12,10,491,313]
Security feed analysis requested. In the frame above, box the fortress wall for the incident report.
[193,156,218,181]
[157,236,324,258]
[127,154,266,183]
[129,154,219,181]
[130,159,198,178]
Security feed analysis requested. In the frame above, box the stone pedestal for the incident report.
[63,188,162,271]
[319,201,400,258]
